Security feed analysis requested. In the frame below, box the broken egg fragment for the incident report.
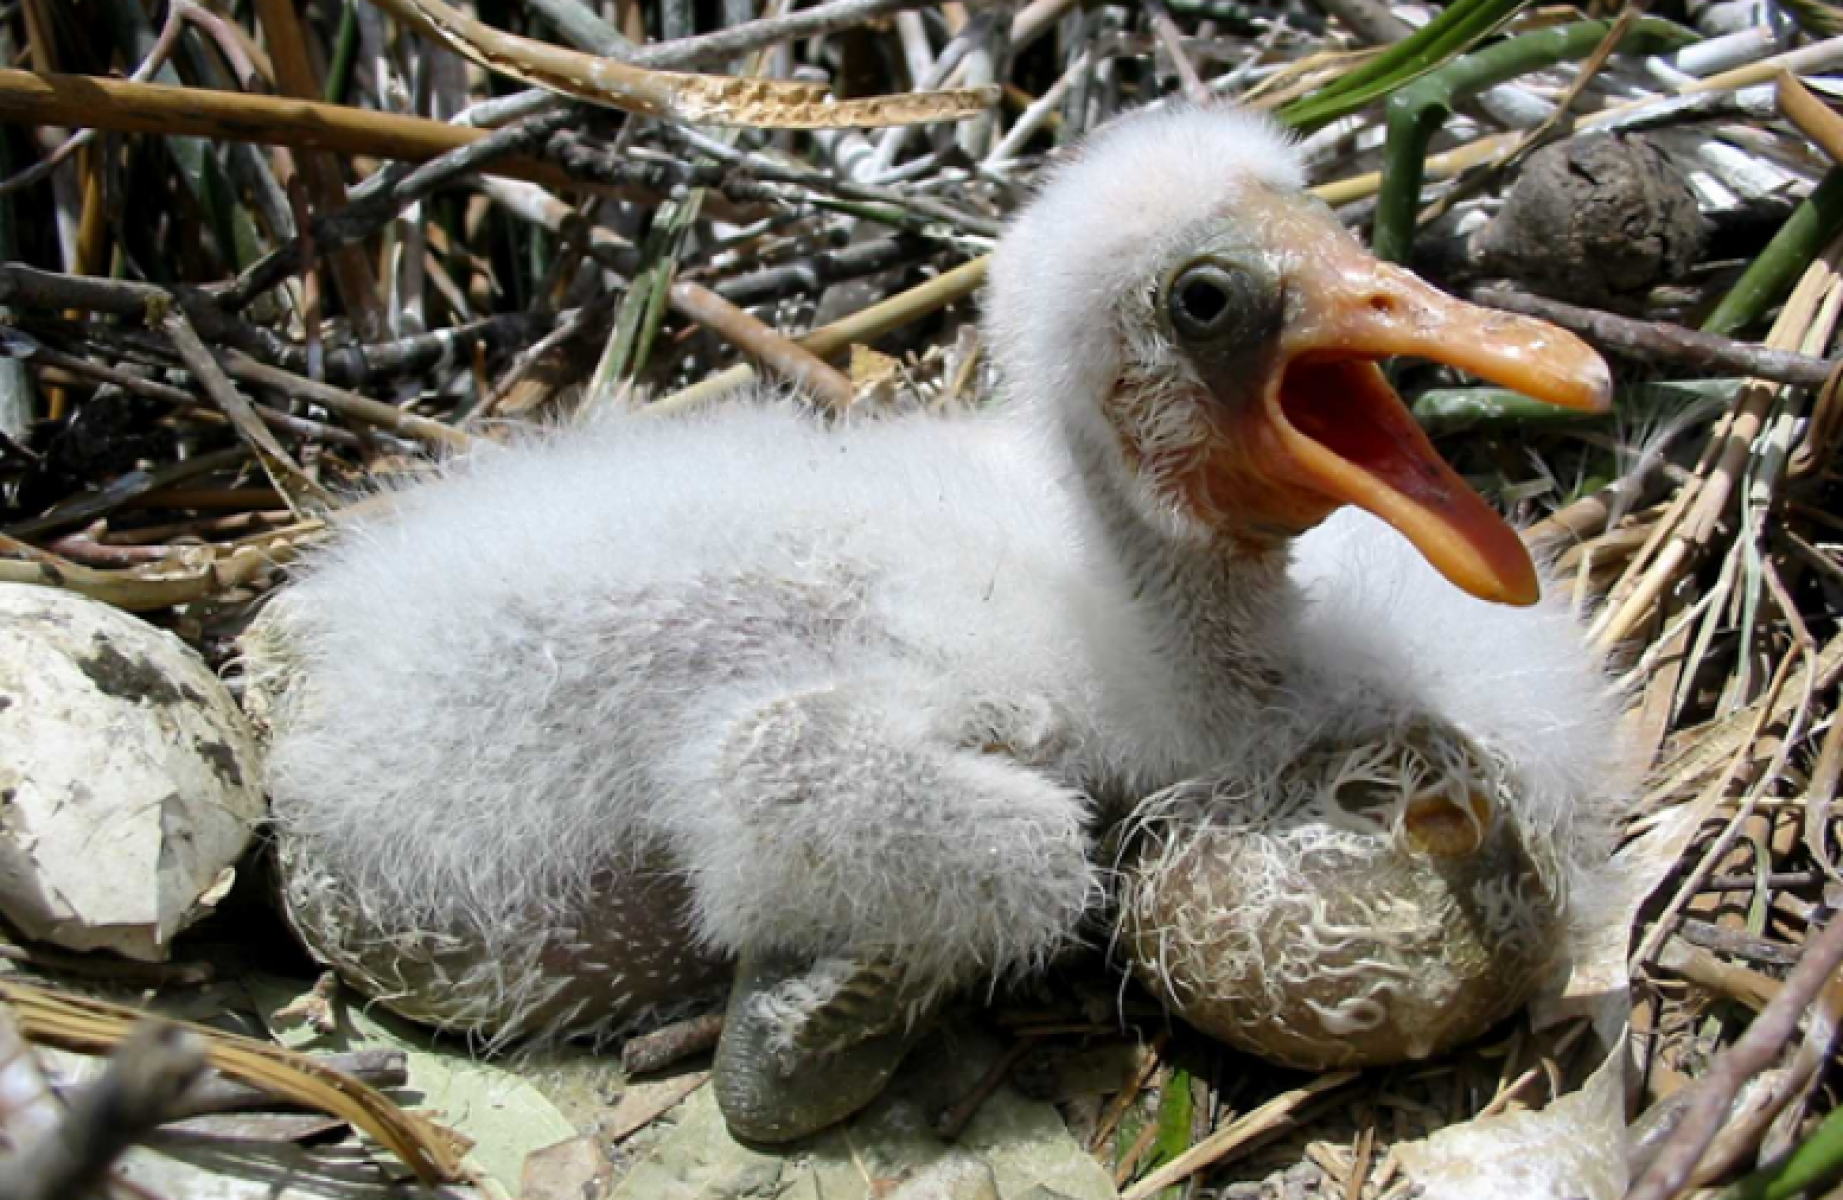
[0,584,264,961]
[1119,720,1566,1069]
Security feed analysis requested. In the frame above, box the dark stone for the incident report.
[1471,132,1707,311]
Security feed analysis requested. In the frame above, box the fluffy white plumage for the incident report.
[1284,516,1632,860]
[251,104,1627,1048]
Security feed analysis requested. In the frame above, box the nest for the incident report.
[0,1,1837,1197]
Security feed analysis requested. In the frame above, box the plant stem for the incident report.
[1370,16,1697,263]
[324,0,361,105]
[1702,167,1843,337]
[1279,0,1526,132]
[1724,1104,1843,1200]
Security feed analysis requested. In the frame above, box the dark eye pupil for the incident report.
[1177,280,1230,326]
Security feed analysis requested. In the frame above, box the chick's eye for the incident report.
[1165,262,1274,346]
[1176,277,1230,326]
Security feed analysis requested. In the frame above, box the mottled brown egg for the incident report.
[1119,723,1567,1069]
[274,840,729,1041]
[243,612,729,1043]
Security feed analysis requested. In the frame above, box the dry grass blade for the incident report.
[1643,636,1843,807]
[1592,235,1843,649]
[1119,1071,1359,1200]
[0,978,466,1185]
[367,0,995,128]
[1780,71,1843,168]
[0,69,578,187]
[1628,916,1843,1200]
[1240,48,1379,110]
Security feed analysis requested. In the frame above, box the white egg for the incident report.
[0,584,264,961]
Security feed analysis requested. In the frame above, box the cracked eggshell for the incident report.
[0,584,264,961]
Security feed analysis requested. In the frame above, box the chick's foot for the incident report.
[714,951,937,1144]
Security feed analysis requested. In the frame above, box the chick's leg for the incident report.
[664,681,1097,1142]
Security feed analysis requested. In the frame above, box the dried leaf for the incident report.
[366,0,997,129]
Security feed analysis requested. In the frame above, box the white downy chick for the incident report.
[248,103,1618,1140]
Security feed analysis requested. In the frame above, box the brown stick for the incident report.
[220,108,581,314]
[0,274,554,390]
[1658,938,1785,1011]
[1470,286,1834,391]
[160,308,332,518]
[1779,71,1843,168]
[1627,914,1843,1200]
[220,351,475,450]
[0,1023,207,1200]
[0,0,188,195]
[16,336,366,450]
[0,70,579,188]
[1678,918,1804,968]
[668,281,858,411]
[619,1013,724,1075]
[653,257,988,413]
[253,0,385,340]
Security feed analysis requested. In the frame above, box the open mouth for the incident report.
[1172,191,1613,607]
[1278,358,1452,509]
[1268,354,1547,607]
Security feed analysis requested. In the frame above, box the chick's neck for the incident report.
[1070,429,1300,737]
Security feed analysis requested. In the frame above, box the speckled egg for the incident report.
[1119,722,1568,1068]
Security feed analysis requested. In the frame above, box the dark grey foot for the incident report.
[713,950,934,1144]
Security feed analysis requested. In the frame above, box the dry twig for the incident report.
[0,1023,207,1200]
[1629,916,1843,1200]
